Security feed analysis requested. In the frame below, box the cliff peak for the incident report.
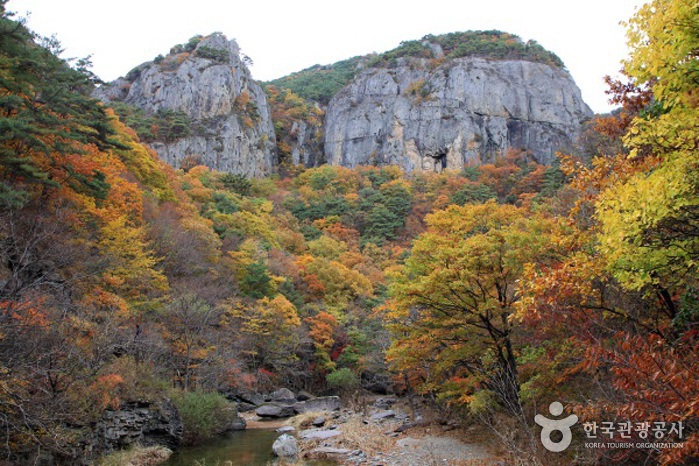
[94,33,276,177]
[318,33,592,171]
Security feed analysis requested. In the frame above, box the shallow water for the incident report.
[162,428,335,466]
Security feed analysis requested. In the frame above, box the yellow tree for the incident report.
[598,0,699,297]
[591,2,699,462]
[98,215,169,312]
[385,201,568,415]
[226,295,302,377]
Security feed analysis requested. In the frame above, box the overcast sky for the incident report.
[9,0,647,114]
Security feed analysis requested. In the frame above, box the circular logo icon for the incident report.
[534,401,578,452]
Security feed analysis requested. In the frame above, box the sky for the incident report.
[8,0,647,114]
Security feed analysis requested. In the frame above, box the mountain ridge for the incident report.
[95,30,592,175]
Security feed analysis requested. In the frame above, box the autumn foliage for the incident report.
[0,0,697,464]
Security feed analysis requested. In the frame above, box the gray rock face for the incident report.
[324,57,592,171]
[95,400,183,451]
[94,33,276,177]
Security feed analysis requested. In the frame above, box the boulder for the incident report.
[394,422,417,433]
[311,447,353,456]
[293,396,341,413]
[272,434,298,458]
[300,429,341,440]
[295,390,314,401]
[370,410,396,421]
[269,388,296,403]
[235,402,257,413]
[255,403,296,418]
[235,391,266,407]
[311,416,326,427]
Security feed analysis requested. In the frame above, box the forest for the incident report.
[0,0,697,464]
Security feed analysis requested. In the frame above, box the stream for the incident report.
[162,428,336,466]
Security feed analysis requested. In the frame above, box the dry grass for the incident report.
[335,416,399,457]
[288,410,330,429]
[98,445,172,466]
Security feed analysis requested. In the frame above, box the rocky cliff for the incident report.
[322,37,593,171]
[94,33,276,177]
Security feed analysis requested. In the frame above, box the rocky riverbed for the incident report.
[245,394,502,466]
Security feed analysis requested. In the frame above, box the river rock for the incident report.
[255,403,296,418]
[300,429,341,440]
[235,402,257,413]
[293,395,341,413]
[269,387,296,403]
[370,410,396,421]
[228,415,247,431]
[312,416,326,427]
[373,397,397,409]
[296,390,314,401]
[311,447,353,456]
[272,434,298,458]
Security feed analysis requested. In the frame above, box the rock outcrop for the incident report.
[94,33,276,177]
[95,400,183,451]
[324,56,592,171]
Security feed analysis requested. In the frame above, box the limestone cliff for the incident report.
[94,33,276,177]
[319,34,593,172]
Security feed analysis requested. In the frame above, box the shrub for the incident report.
[185,35,203,52]
[171,389,238,444]
[219,173,251,196]
[450,183,496,205]
[240,261,274,299]
[326,367,360,393]
[195,46,230,63]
